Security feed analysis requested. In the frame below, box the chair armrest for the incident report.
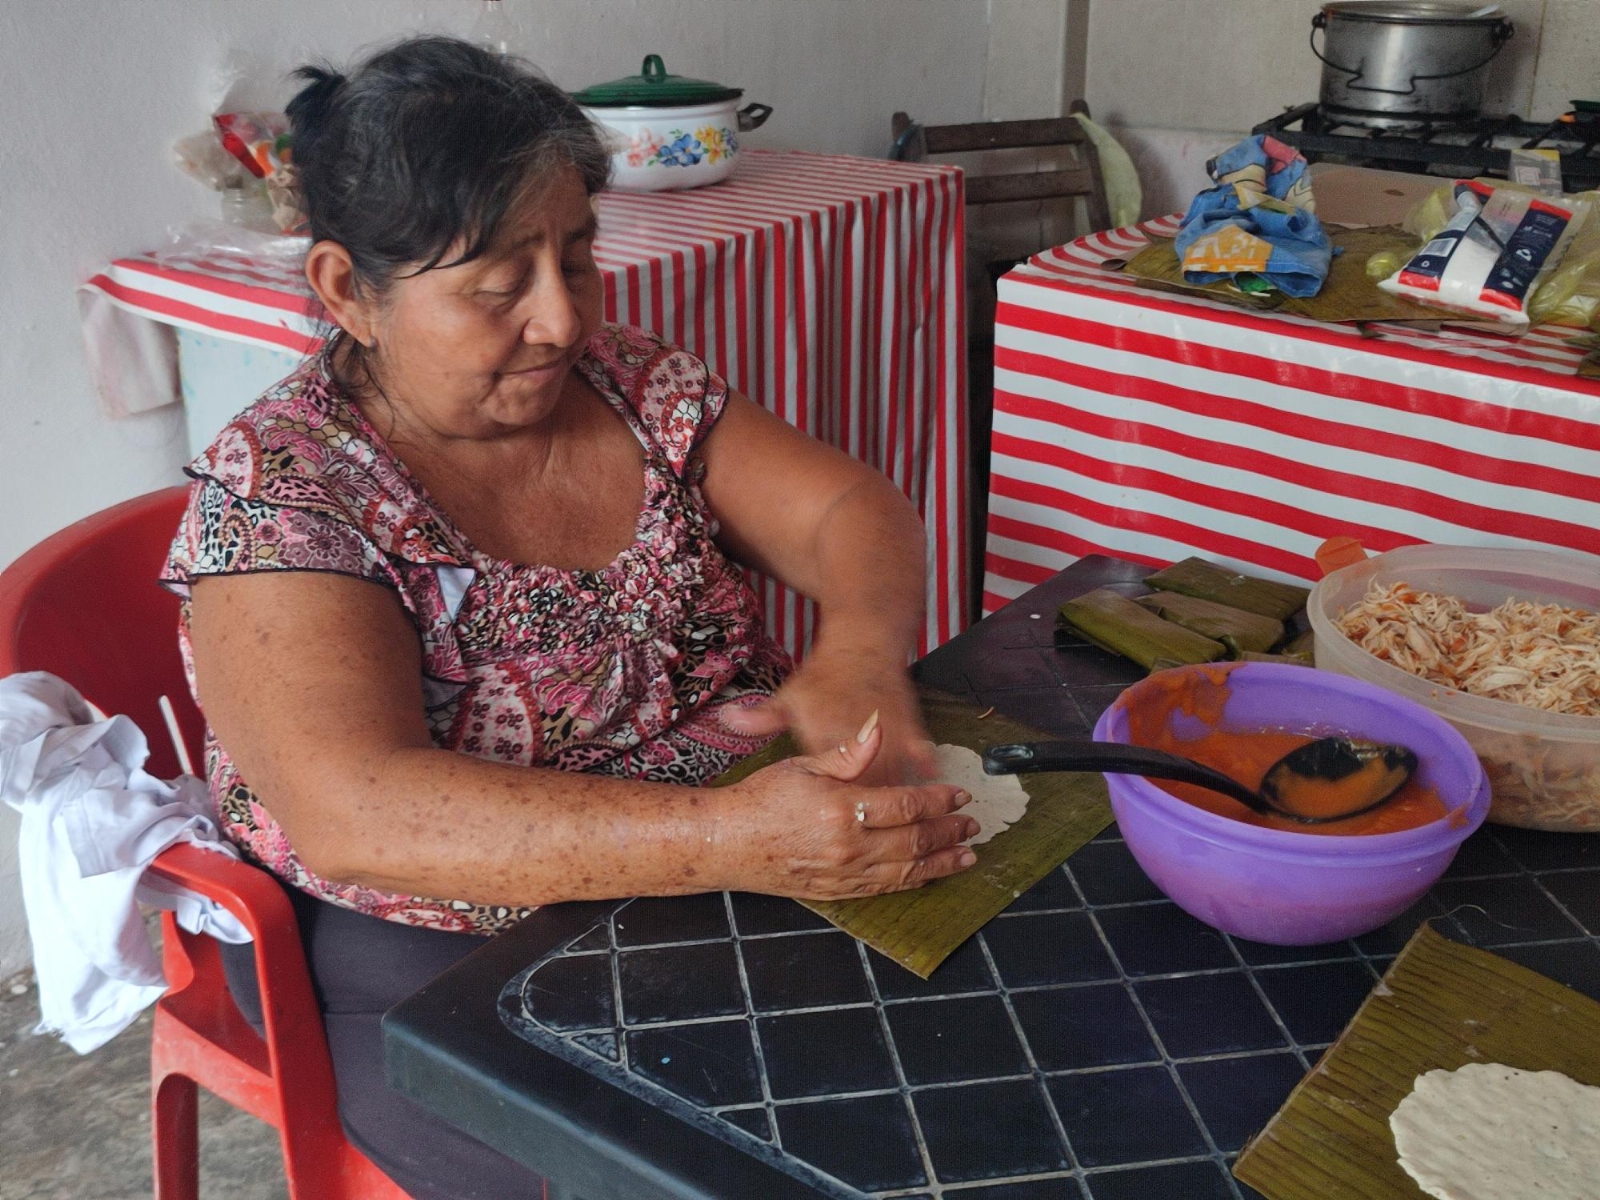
[147,843,328,1072]
[148,842,299,946]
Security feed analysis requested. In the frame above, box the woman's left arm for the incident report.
[698,390,937,783]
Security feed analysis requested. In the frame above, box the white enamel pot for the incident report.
[573,55,772,192]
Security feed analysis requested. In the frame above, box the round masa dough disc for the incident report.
[1390,1062,1600,1200]
[930,744,1030,846]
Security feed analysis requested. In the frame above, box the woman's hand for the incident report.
[722,646,938,785]
[712,715,977,900]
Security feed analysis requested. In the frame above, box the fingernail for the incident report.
[953,789,972,808]
[957,849,977,867]
[855,709,880,744]
[962,817,979,839]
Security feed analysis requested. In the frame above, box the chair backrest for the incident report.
[0,486,201,778]
[891,105,1111,231]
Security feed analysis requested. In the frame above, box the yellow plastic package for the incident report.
[1529,217,1600,329]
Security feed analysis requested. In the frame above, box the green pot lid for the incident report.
[571,54,742,108]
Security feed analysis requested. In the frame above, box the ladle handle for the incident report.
[982,740,1272,814]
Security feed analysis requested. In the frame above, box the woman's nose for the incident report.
[523,275,584,348]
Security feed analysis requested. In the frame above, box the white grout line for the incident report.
[853,936,945,1197]
[724,890,784,1152]
[970,927,1093,1197]
[1061,860,1250,1200]
[605,902,632,1071]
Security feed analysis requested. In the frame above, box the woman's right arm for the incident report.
[187,571,977,905]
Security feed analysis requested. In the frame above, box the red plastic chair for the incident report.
[0,487,407,1200]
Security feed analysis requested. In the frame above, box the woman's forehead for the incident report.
[491,169,596,250]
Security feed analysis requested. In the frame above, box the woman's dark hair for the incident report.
[287,36,610,300]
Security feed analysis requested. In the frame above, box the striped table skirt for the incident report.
[983,215,1600,614]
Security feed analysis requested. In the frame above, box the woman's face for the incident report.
[361,166,604,440]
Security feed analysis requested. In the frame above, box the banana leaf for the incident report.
[1058,587,1226,669]
[712,688,1112,978]
[1144,558,1309,622]
[1235,924,1600,1199]
[1135,590,1284,655]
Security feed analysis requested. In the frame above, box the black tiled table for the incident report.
[385,556,1600,1200]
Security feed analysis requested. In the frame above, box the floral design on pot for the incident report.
[626,126,739,170]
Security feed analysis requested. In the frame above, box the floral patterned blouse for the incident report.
[162,324,791,933]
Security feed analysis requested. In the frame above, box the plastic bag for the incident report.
[1528,216,1600,330]
[1402,184,1455,244]
[213,112,307,233]
[1072,112,1143,230]
[154,220,311,278]
[213,111,291,179]
[1378,181,1591,328]
[172,129,251,191]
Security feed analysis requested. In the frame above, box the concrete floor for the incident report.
[0,968,288,1200]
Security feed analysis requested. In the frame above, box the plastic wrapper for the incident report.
[1402,185,1454,244]
[154,220,310,278]
[1378,181,1590,328]
[212,112,307,233]
[1365,247,1408,283]
[213,111,291,179]
[264,167,308,236]
[1528,216,1600,330]
[172,129,250,191]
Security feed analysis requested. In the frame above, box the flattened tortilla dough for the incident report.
[1390,1062,1600,1200]
[931,744,1030,846]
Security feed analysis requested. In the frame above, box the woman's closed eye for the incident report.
[477,272,528,300]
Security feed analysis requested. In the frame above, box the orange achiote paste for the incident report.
[1118,665,1450,836]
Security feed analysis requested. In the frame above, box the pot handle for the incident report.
[1408,17,1513,83]
[737,102,773,132]
[1310,11,1514,96]
[1309,12,1377,88]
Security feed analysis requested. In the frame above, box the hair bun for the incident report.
[286,64,347,139]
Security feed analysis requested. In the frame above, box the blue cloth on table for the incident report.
[1174,135,1332,299]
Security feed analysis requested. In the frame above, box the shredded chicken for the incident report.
[1335,581,1600,831]
[1335,582,1600,717]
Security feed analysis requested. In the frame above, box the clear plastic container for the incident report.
[1308,544,1600,832]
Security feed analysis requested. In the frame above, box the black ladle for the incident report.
[981,738,1419,824]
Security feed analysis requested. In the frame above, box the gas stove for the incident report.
[1255,102,1600,193]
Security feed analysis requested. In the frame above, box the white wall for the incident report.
[1085,0,1600,217]
[0,0,1074,977]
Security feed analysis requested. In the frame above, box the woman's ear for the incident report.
[305,240,375,346]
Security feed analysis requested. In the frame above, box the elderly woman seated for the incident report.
[161,35,976,1199]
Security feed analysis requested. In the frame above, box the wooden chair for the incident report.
[890,106,1113,616]
[890,103,1111,251]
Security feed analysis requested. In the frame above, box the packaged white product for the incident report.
[1378,181,1590,328]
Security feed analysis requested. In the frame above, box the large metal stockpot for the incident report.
[1312,2,1513,129]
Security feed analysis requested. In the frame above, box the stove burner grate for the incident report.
[1254,102,1600,192]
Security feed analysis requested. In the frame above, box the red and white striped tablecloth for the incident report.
[982,215,1600,615]
[83,151,969,654]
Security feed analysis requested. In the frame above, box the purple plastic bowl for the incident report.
[1092,662,1490,946]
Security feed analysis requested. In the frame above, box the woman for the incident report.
[163,36,975,1199]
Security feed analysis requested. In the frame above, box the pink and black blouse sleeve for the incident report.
[580,324,731,479]
[161,422,402,599]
